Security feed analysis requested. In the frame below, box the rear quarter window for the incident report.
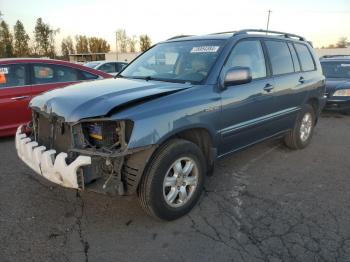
[294,43,316,71]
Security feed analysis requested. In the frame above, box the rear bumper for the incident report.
[15,126,91,189]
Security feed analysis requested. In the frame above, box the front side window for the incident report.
[0,64,26,88]
[321,62,350,78]
[32,64,79,84]
[225,40,267,79]
[294,43,316,71]
[265,41,294,75]
[98,63,116,73]
[121,40,225,83]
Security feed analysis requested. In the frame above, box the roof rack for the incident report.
[167,35,193,40]
[234,29,306,41]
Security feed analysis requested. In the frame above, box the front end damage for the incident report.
[16,111,156,195]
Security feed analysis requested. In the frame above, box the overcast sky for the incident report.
[2,0,350,50]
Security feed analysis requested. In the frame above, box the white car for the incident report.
[84,60,128,76]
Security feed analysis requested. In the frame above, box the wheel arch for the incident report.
[305,96,320,124]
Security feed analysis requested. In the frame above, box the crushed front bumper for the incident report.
[15,126,91,189]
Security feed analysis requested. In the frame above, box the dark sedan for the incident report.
[320,55,350,114]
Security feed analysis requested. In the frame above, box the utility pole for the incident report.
[266,10,272,32]
[115,31,119,60]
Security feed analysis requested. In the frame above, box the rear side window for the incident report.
[288,43,301,72]
[116,63,127,72]
[294,43,315,71]
[32,64,79,84]
[225,40,266,79]
[265,41,294,75]
[0,64,27,88]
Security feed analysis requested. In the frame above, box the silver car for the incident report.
[84,60,128,76]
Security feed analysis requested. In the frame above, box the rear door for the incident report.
[0,63,32,136]
[263,40,305,131]
[219,39,277,155]
[29,63,81,97]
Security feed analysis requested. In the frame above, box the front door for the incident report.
[219,39,276,156]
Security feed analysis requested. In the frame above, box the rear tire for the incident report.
[284,104,315,150]
[138,139,206,221]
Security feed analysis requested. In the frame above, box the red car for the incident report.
[0,58,112,137]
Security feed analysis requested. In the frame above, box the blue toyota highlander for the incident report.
[16,29,326,220]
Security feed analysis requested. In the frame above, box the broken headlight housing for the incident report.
[77,120,133,151]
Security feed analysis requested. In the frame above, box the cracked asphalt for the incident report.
[1,112,350,262]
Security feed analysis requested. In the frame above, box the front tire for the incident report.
[138,139,206,221]
[284,104,316,150]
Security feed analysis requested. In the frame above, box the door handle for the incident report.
[263,83,274,92]
[11,96,30,100]
[299,76,305,84]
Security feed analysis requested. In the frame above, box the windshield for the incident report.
[84,62,101,69]
[120,40,225,84]
[321,61,350,79]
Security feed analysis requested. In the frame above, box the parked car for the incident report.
[0,58,112,137]
[84,60,128,76]
[16,30,325,220]
[320,55,350,114]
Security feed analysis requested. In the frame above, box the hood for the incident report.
[30,78,191,122]
[325,79,350,95]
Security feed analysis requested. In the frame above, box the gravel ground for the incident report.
[1,112,349,262]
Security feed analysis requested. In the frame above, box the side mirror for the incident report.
[221,67,252,88]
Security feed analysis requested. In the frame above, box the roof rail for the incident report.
[234,29,306,41]
[167,35,193,40]
[321,55,350,59]
[209,31,237,35]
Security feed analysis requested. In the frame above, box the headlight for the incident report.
[333,89,350,97]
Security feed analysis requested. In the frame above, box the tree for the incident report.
[61,36,74,60]
[116,29,128,53]
[88,37,110,53]
[34,18,59,58]
[128,35,138,52]
[0,20,14,58]
[13,20,30,57]
[139,34,151,52]
[336,37,348,48]
[75,35,89,53]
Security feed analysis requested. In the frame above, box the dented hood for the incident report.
[30,78,191,122]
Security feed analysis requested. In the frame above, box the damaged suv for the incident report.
[16,29,325,220]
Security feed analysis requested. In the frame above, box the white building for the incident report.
[315,47,350,57]
[69,52,140,63]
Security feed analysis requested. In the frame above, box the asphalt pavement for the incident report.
[1,112,350,262]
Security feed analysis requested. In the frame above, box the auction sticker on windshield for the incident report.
[191,46,220,53]
[0,67,9,74]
